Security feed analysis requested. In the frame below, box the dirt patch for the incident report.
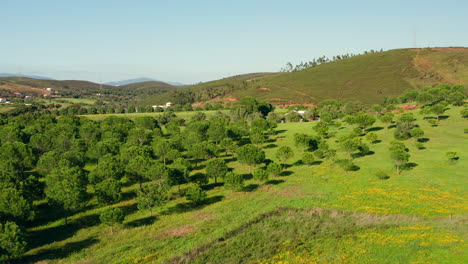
[156,225,195,239]
[191,211,214,221]
[274,186,308,198]
[400,104,419,110]
[258,87,272,91]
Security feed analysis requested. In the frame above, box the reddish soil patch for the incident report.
[401,104,419,110]
[258,87,272,91]
[224,97,238,102]
[191,211,213,221]
[155,225,195,239]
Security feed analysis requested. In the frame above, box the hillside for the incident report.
[0,77,175,102]
[145,47,467,105]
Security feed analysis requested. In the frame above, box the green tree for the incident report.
[294,133,318,151]
[302,152,315,167]
[99,207,125,234]
[152,140,173,165]
[409,127,424,141]
[206,158,228,184]
[253,168,269,184]
[136,182,168,217]
[389,142,410,175]
[224,172,244,191]
[0,182,35,221]
[0,141,36,171]
[379,112,394,129]
[267,162,282,177]
[185,184,207,206]
[236,144,265,173]
[366,132,378,144]
[431,104,447,124]
[313,121,329,138]
[95,178,122,204]
[446,152,459,164]
[276,146,294,168]
[0,221,27,262]
[45,161,87,224]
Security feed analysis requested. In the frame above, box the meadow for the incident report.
[21,106,467,264]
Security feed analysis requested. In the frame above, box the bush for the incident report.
[224,172,244,191]
[446,152,459,164]
[335,159,358,171]
[185,185,207,205]
[99,208,125,233]
[375,171,390,180]
[415,142,425,150]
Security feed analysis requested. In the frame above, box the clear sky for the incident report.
[1,0,467,84]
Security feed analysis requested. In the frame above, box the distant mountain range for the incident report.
[105,77,184,86]
[0,73,55,80]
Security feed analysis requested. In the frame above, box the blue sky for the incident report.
[1,0,467,84]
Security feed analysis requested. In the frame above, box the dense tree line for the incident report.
[280,49,384,72]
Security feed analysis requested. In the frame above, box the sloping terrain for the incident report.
[145,47,467,105]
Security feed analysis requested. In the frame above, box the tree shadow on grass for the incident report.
[223,157,237,163]
[366,126,384,132]
[22,237,99,263]
[117,203,139,216]
[202,182,223,191]
[293,160,304,166]
[125,216,157,228]
[439,115,450,120]
[418,138,430,143]
[162,195,224,215]
[311,160,323,166]
[266,179,284,185]
[242,173,253,180]
[263,143,278,149]
[351,151,375,159]
[372,140,382,144]
[275,129,287,135]
[27,213,100,250]
[403,162,418,171]
[121,190,136,202]
[242,184,259,192]
[279,171,294,177]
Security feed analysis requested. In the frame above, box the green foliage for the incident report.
[276,146,294,168]
[45,161,87,222]
[224,172,244,191]
[266,162,282,177]
[95,178,122,204]
[389,142,410,175]
[253,168,269,183]
[302,152,315,167]
[375,171,390,180]
[206,158,228,183]
[0,182,35,221]
[99,207,125,233]
[294,133,319,151]
[136,182,168,217]
[446,152,459,164]
[190,172,209,186]
[335,159,358,171]
[0,221,27,261]
[394,113,416,140]
[185,185,207,205]
[236,144,265,172]
[366,132,378,144]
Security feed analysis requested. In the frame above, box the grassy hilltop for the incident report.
[143,47,467,105]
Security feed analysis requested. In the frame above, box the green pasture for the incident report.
[23,107,467,263]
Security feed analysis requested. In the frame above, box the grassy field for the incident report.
[0,106,15,113]
[23,107,467,263]
[55,98,98,105]
[79,110,229,121]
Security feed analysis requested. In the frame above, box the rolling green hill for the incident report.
[0,77,175,103]
[144,47,467,105]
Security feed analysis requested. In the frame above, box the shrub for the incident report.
[224,172,244,191]
[185,185,207,205]
[446,152,459,164]
[335,159,358,171]
[415,142,425,150]
[375,171,390,180]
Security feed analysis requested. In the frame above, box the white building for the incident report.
[152,102,173,109]
[0,98,7,103]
